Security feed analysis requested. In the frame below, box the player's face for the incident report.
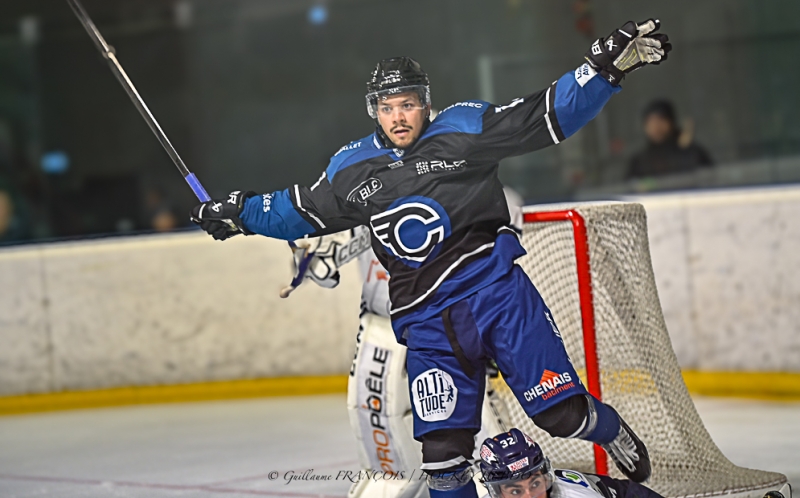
[498,474,549,498]
[376,92,429,148]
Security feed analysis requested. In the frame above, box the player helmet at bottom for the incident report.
[479,428,554,498]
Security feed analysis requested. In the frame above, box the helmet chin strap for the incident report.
[374,124,393,149]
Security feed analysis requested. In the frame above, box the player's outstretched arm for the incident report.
[555,18,671,136]
[476,19,670,160]
[192,188,318,241]
[191,170,366,241]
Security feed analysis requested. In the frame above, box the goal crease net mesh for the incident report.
[488,202,786,498]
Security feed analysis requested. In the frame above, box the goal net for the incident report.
[488,202,787,498]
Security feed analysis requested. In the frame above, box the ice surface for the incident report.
[0,394,796,497]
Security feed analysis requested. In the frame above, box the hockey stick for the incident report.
[66,0,211,203]
[280,228,373,298]
[67,0,316,291]
[280,241,314,298]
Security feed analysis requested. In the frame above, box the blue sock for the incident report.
[582,397,621,445]
[429,479,479,498]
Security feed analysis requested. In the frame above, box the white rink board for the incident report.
[1,185,800,396]
[0,233,361,396]
[631,185,800,371]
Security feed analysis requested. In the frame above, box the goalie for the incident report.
[289,188,523,498]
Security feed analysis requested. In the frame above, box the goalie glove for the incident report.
[585,19,672,86]
[190,190,255,240]
[283,229,373,297]
[290,235,344,289]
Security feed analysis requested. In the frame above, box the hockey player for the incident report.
[291,187,522,498]
[478,428,663,498]
[192,19,672,498]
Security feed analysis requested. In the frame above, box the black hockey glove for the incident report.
[190,190,255,240]
[585,19,672,86]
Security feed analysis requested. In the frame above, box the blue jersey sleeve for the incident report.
[553,63,621,139]
[472,62,619,161]
[239,189,316,240]
[239,162,369,240]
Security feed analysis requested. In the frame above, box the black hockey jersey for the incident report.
[241,63,619,334]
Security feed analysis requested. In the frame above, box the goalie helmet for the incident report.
[365,56,431,119]
[479,429,553,498]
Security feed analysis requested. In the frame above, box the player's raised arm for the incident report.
[475,19,671,160]
[190,169,366,241]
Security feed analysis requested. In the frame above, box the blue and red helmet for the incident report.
[479,429,553,498]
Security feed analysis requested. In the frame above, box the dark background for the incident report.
[0,0,798,242]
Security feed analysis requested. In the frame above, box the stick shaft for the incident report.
[68,0,307,289]
[289,241,313,288]
[65,0,210,202]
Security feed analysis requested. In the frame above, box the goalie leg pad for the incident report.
[348,312,422,474]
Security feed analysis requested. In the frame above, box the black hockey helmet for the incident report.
[366,56,431,119]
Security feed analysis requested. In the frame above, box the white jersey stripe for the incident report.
[309,171,326,192]
[545,86,560,145]
[294,184,326,229]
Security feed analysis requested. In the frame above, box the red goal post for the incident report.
[523,210,608,475]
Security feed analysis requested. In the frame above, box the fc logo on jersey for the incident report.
[370,196,451,265]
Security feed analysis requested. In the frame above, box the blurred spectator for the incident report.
[0,177,30,244]
[627,100,712,179]
[143,186,179,232]
[0,190,12,239]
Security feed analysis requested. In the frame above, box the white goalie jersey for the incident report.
[550,470,615,498]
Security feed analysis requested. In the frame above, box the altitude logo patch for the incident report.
[412,368,457,422]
